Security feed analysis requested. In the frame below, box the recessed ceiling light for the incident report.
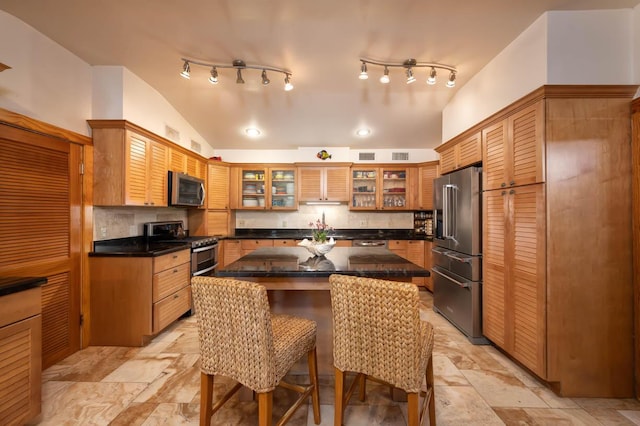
[245,128,261,137]
[356,128,371,137]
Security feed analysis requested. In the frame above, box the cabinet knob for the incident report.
[509,189,515,194]
[173,269,178,273]
[173,294,179,299]
[173,255,178,259]
[501,191,506,196]
[501,182,506,188]
[509,180,515,186]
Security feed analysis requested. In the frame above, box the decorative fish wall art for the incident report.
[316,150,332,160]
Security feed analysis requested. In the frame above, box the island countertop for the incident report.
[215,246,430,279]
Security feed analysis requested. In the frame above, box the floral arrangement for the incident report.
[309,219,333,243]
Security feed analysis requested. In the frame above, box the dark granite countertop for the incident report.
[90,236,191,257]
[232,228,431,241]
[215,246,430,279]
[0,276,47,297]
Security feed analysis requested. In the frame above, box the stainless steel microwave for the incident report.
[168,171,205,207]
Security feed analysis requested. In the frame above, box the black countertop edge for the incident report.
[0,276,47,297]
[90,236,191,257]
[231,228,433,241]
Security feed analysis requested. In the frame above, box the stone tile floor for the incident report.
[28,290,640,425]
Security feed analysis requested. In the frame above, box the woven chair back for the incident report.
[329,274,426,391]
[192,276,276,391]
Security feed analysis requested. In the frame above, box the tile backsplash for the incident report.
[93,207,188,240]
[235,204,412,230]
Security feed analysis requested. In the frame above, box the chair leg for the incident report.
[334,367,345,426]
[200,372,214,426]
[358,373,366,401]
[407,392,419,426]
[308,348,321,424]
[427,356,436,426]
[257,391,273,426]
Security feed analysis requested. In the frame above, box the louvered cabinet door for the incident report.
[511,184,546,377]
[482,189,508,347]
[125,132,150,205]
[324,167,350,202]
[298,167,323,201]
[482,119,508,191]
[418,164,438,210]
[207,163,230,209]
[149,141,168,207]
[438,147,456,174]
[457,132,482,169]
[510,101,545,186]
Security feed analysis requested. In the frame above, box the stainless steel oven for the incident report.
[191,240,219,276]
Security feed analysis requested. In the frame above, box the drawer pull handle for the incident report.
[173,255,178,259]
[173,269,178,273]
[174,294,179,299]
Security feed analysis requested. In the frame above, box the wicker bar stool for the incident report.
[328,274,435,426]
[192,276,321,426]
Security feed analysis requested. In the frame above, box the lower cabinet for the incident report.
[389,240,426,287]
[0,288,42,426]
[424,240,433,292]
[89,249,191,346]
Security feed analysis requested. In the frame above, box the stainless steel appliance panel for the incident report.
[432,247,481,282]
[433,167,481,256]
[432,266,487,344]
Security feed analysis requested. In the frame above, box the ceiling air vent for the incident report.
[392,152,409,161]
[165,125,180,143]
[359,152,375,161]
[190,140,202,153]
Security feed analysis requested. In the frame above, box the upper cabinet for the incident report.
[169,148,207,180]
[482,101,545,191]
[207,162,229,210]
[416,161,439,210]
[90,121,169,206]
[436,131,482,175]
[298,165,350,202]
[350,166,410,210]
[236,165,298,210]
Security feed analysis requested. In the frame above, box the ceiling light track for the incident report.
[180,58,293,90]
[359,58,457,87]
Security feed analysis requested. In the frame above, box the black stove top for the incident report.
[144,221,217,248]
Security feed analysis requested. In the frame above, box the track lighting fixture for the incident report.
[358,58,457,88]
[208,67,218,85]
[359,62,368,80]
[180,61,191,79]
[380,66,390,84]
[179,58,293,91]
[447,71,456,88]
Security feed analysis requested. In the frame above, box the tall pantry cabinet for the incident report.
[480,86,636,398]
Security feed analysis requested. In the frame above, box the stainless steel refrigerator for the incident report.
[432,166,487,344]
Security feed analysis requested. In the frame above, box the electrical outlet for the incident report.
[238,219,245,227]
[359,219,368,227]
[100,227,107,238]
[282,221,287,227]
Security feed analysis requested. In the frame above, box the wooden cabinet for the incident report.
[436,131,482,175]
[478,86,637,397]
[237,166,298,210]
[207,162,230,209]
[424,240,433,291]
[350,166,411,210]
[223,239,243,266]
[298,165,350,202]
[91,124,169,206]
[416,162,439,210]
[482,101,545,191]
[483,184,546,377]
[240,239,274,256]
[0,287,42,425]
[169,148,207,180]
[89,249,191,346]
[389,240,426,287]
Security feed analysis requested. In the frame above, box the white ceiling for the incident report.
[1,0,638,151]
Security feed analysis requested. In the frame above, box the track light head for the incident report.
[427,67,437,85]
[359,62,368,80]
[261,69,270,85]
[406,68,416,84]
[236,69,245,84]
[284,74,294,91]
[447,71,456,88]
[380,66,390,84]
[180,61,190,79]
[208,67,218,85]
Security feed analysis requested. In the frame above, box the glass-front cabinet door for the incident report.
[381,168,408,209]
[240,168,267,209]
[350,168,378,209]
[269,167,297,209]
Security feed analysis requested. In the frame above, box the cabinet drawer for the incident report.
[388,240,408,250]
[153,249,190,273]
[273,239,296,247]
[240,240,274,250]
[0,287,41,328]
[152,262,190,302]
[153,286,191,333]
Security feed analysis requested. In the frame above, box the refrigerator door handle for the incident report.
[446,252,472,264]
[432,246,450,255]
[443,184,456,239]
[432,266,470,288]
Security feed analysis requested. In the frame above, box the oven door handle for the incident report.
[193,264,217,276]
[432,266,469,288]
[192,245,216,253]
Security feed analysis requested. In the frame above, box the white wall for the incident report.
[443,8,639,141]
[215,146,437,163]
[0,10,93,136]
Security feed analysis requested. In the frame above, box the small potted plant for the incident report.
[298,219,336,256]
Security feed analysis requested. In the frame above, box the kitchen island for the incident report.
[215,246,430,374]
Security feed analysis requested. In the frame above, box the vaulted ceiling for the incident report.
[1,0,638,150]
